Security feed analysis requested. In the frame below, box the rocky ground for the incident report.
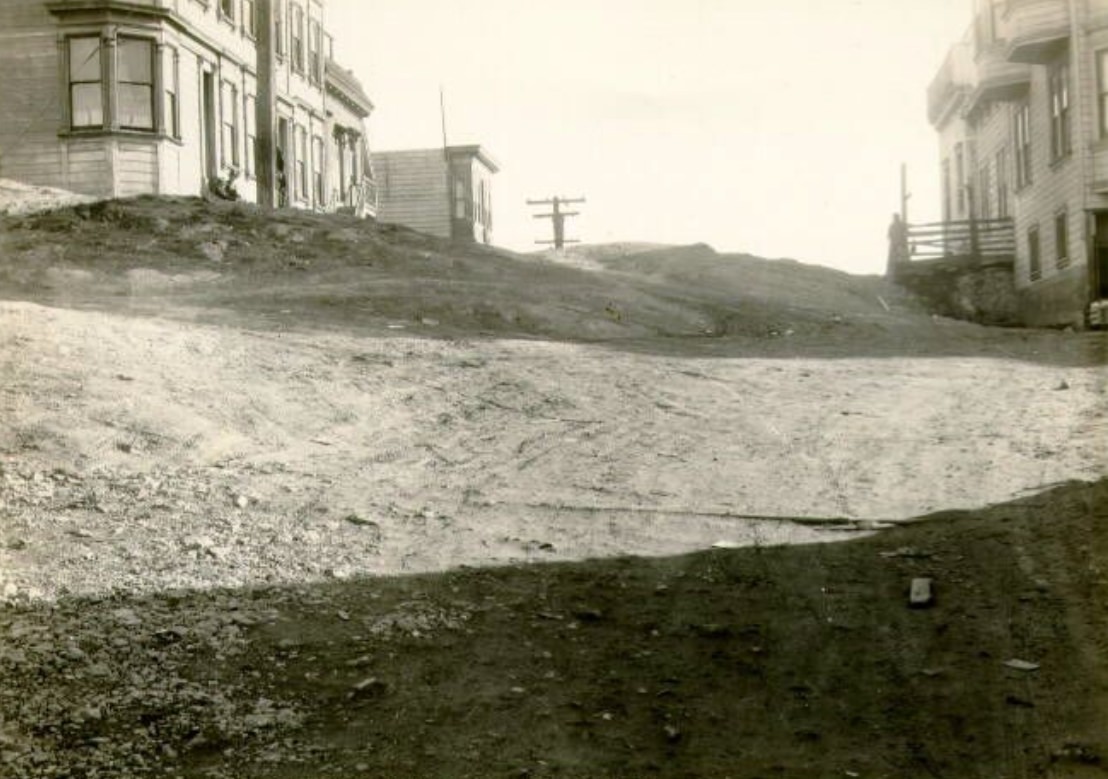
[0,194,1106,777]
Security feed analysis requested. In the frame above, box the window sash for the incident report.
[1028,227,1042,281]
[69,37,103,128]
[1055,213,1069,269]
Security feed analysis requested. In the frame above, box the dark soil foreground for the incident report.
[2,479,1106,779]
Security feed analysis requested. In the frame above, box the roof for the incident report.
[446,145,500,173]
[325,59,374,118]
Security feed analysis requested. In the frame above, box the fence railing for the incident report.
[906,218,1015,261]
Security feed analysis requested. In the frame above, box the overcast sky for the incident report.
[327,0,970,275]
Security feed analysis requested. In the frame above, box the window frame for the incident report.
[312,133,324,205]
[1028,224,1042,282]
[242,0,257,38]
[164,46,180,139]
[1014,102,1032,189]
[275,0,286,58]
[244,93,256,177]
[218,0,235,24]
[1054,210,1069,270]
[68,35,104,130]
[308,18,322,84]
[220,79,240,169]
[1049,58,1071,161]
[295,124,308,200]
[995,147,1009,219]
[116,36,156,132]
[291,4,305,74]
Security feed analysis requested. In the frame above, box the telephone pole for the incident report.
[527,195,585,249]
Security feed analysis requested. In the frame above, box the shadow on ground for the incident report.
[2,479,1107,778]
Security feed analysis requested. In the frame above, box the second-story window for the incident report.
[1100,50,1108,137]
[275,1,286,58]
[308,19,321,83]
[1055,211,1069,269]
[292,4,305,73]
[1049,60,1071,160]
[219,0,234,22]
[1014,102,1032,189]
[243,0,257,37]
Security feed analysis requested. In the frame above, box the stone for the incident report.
[909,578,934,608]
[198,241,225,263]
[1003,659,1040,672]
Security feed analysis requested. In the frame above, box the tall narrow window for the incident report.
[219,0,234,21]
[296,125,307,199]
[1015,102,1032,188]
[1028,225,1042,281]
[1049,60,1071,160]
[69,37,103,128]
[118,38,154,130]
[221,80,239,168]
[1055,211,1069,269]
[978,164,991,219]
[244,94,256,176]
[308,19,321,83]
[941,158,951,221]
[954,142,966,217]
[995,147,1009,218]
[243,0,257,36]
[164,47,179,138]
[291,4,305,73]
[275,0,286,58]
[1099,50,1108,138]
[312,134,324,204]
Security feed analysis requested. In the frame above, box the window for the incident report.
[954,142,965,217]
[1055,211,1069,269]
[1028,225,1042,281]
[1015,102,1032,188]
[117,38,154,130]
[941,158,951,221]
[275,0,286,57]
[164,47,179,138]
[219,0,234,21]
[1099,50,1108,138]
[995,147,1009,218]
[69,37,103,128]
[244,94,256,176]
[242,0,257,36]
[454,175,467,218]
[308,19,321,83]
[312,134,324,205]
[977,164,991,219]
[1049,60,1071,160]
[291,4,305,73]
[220,80,239,168]
[296,125,308,199]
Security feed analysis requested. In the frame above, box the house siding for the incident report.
[0,0,369,216]
[372,150,451,238]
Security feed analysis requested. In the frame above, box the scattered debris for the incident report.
[909,577,934,608]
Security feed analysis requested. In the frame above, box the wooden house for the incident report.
[926,0,1108,327]
[372,145,498,244]
[0,0,376,216]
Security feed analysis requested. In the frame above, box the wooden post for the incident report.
[528,195,585,249]
[255,0,277,208]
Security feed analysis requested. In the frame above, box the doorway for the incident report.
[1093,213,1108,301]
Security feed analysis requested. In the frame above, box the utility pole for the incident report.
[527,195,585,249]
[900,162,911,223]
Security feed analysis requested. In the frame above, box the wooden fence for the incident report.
[906,218,1015,262]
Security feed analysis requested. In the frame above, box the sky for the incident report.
[327,0,970,275]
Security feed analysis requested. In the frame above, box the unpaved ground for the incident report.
[1,196,1107,777]
[2,300,1105,602]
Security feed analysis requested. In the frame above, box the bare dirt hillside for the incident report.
[1,196,1106,778]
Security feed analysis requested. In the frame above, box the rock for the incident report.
[198,241,225,263]
[1055,379,1070,391]
[112,608,142,627]
[345,655,373,668]
[909,578,934,608]
[1003,659,1040,672]
[349,677,387,699]
[234,494,249,509]
[664,724,682,742]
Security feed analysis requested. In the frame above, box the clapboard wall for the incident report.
[372,149,451,238]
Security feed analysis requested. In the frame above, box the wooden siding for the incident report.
[116,140,159,197]
[372,150,451,238]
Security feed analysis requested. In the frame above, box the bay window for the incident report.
[67,33,163,134]
[117,38,154,130]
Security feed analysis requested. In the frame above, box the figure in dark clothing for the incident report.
[276,148,288,207]
[886,213,909,277]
